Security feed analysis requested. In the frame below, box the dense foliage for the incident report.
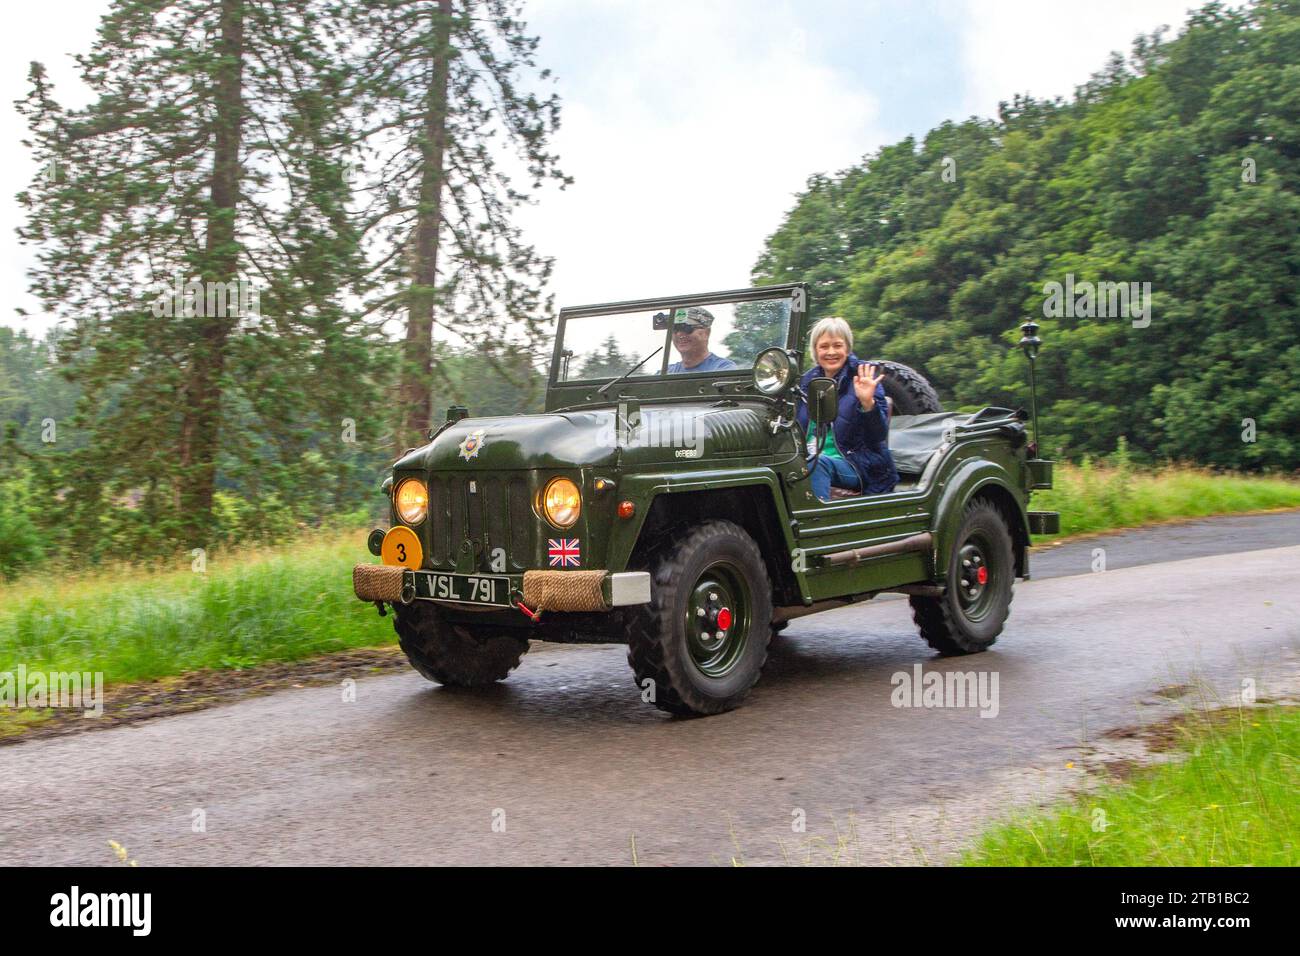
[0,327,542,576]
[755,0,1300,470]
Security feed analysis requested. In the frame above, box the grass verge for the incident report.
[963,705,1300,866]
[0,528,391,683]
[1032,457,1300,541]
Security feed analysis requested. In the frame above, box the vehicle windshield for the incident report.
[556,294,793,383]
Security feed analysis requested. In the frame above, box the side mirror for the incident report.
[808,377,838,425]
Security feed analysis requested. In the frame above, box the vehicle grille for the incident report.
[427,473,532,571]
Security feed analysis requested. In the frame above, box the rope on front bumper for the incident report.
[353,564,406,603]
[522,570,609,612]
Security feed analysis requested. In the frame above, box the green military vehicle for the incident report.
[353,282,1059,716]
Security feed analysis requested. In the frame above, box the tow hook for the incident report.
[510,589,543,622]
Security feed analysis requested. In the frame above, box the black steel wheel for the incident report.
[625,520,773,715]
[909,498,1014,654]
[393,601,529,687]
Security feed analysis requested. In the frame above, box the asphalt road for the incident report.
[1030,509,1300,579]
[2,512,1298,866]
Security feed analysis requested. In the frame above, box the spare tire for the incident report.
[867,359,942,415]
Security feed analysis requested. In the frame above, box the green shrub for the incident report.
[0,475,45,579]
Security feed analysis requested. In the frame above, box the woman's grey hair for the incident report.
[808,316,853,358]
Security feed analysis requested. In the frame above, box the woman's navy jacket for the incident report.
[794,353,900,495]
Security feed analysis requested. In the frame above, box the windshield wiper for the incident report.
[598,346,663,396]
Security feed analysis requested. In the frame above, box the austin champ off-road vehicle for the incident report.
[353,283,1059,715]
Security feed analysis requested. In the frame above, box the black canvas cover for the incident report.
[888,412,971,476]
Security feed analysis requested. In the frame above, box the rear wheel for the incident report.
[909,498,1014,655]
[626,520,773,716]
[393,601,529,687]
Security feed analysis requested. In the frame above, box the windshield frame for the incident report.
[546,282,808,408]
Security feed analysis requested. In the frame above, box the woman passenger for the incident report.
[794,317,899,501]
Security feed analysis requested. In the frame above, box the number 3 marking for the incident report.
[396,543,407,562]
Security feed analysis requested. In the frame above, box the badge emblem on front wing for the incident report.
[458,429,487,461]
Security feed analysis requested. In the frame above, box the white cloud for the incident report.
[957,0,1196,119]
[518,0,885,313]
[1,1,105,336]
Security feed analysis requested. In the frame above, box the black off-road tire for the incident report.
[393,601,529,687]
[626,520,773,716]
[909,498,1014,655]
[868,359,943,415]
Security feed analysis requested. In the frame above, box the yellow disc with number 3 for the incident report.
[381,526,423,569]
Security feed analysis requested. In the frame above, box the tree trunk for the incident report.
[398,0,452,449]
[180,0,244,541]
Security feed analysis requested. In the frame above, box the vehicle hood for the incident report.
[393,404,772,472]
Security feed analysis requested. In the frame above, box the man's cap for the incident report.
[673,307,714,329]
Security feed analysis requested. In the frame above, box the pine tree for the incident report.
[342,0,570,448]
[18,0,376,549]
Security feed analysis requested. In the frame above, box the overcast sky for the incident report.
[0,0,1198,335]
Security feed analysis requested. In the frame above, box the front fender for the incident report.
[931,457,1031,580]
[604,467,803,587]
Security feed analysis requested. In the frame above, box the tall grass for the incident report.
[0,529,391,683]
[1033,445,1300,540]
[963,706,1300,866]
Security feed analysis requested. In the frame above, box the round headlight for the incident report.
[753,347,794,395]
[542,477,581,529]
[394,478,428,525]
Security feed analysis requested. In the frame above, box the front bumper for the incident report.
[352,565,651,613]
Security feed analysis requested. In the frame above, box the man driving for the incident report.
[666,307,738,374]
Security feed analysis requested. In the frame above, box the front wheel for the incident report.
[626,520,773,716]
[393,601,530,687]
[909,498,1014,655]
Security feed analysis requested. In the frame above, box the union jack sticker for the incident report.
[547,538,581,568]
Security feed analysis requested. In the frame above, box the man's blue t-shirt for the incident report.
[667,353,738,374]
